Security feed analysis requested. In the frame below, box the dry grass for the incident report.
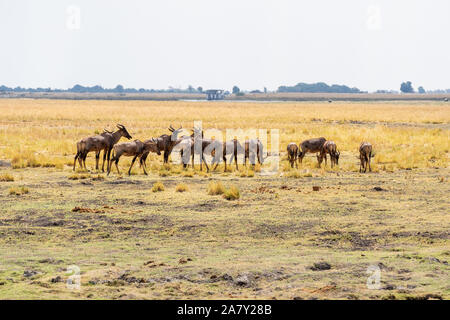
[0,99,448,173]
[8,186,29,195]
[175,183,188,192]
[207,181,225,195]
[223,185,240,200]
[151,181,165,192]
[0,173,14,182]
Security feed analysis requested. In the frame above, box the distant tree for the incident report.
[114,85,124,92]
[277,82,361,93]
[232,86,240,94]
[400,81,414,93]
[187,85,194,93]
[264,87,267,94]
[418,86,425,94]
[197,86,203,93]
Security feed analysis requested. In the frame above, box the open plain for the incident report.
[0,99,448,299]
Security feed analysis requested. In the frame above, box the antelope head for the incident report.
[335,150,340,165]
[168,124,183,141]
[151,138,162,155]
[117,124,132,140]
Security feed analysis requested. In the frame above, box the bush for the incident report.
[175,183,188,192]
[223,185,240,200]
[9,186,29,195]
[207,181,225,195]
[0,173,14,182]
[152,181,165,192]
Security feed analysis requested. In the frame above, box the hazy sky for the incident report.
[1,0,449,92]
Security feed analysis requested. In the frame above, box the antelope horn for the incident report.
[168,124,175,132]
[116,124,125,129]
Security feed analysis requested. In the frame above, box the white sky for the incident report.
[1,0,449,92]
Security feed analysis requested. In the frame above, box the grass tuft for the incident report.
[9,186,29,195]
[223,185,240,200]
[152,181,165,192]
[175,183,188,192]
[207,181,225,195]
[0,173,14,182]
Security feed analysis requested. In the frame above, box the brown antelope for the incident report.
[244,139,264,167]
[108,139,159,176]
[154,125,183,164]
[298,137,326,166]
[139,138,162,172]
[178,127,218,172]
[359,142,373,173]
[286,142,299,168]
[221,139,243,171]
[318,140,340,168]
[73,124,132,171]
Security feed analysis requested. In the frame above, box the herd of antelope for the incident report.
[73,124,374,175]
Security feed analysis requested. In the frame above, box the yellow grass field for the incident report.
[0,99,448,300]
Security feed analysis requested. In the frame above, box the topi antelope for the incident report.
[156,125,183,164]
[286,142,299,168]
[179,127,217,172]
[73,124,132,171]
[359,142,373,173]
[138,138,162,172]
[298,137,326,167]
[244,139,264,167]
[220,139,244,172]
[108,139,159,176]
[318,140,340,168]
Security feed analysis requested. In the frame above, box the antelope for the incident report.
[244,139,264,167]
[298,137,326,166]
[108,139,159,176]
[220,139,244,171]
[318,140,340,168]
[138,138,162,172]
[287,142,299,168]
[73,124,132,171]
[156,125,183,164]
[178,127,217,172]
[359,142,373,173]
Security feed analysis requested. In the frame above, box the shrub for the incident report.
[9,186,29,195]
[152,181,165,192]
[223,185,240,200]
[175,183,188,192]
[207,181,225,195]
[0,173,14,182]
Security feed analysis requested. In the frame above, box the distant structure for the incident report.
[205,89,225,100]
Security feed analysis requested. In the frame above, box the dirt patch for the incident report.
[180,200,221,212]
[72,207,105,213]
[309,262,331,271]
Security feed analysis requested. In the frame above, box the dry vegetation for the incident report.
[0,99,448,300]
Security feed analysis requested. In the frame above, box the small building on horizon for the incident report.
[205,89,225,100]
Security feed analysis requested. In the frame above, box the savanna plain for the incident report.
[0,99,448,300]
